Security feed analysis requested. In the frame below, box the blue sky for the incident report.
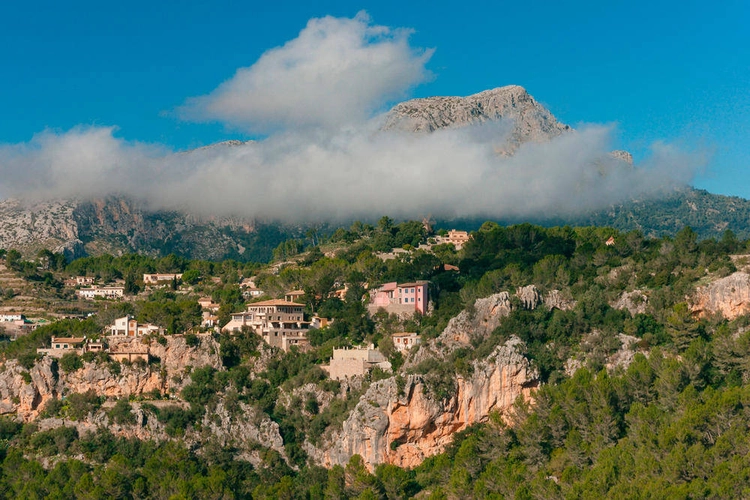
[1,0,748,201]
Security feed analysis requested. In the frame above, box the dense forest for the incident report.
[0,218,749,498]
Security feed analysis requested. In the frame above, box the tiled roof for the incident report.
[247,299,304,307]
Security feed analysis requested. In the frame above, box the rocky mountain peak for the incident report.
[381,84,571,152]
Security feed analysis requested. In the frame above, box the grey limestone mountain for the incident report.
[382,85,570,153]
[0,196,293,261]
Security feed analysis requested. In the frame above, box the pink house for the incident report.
[370,281,428,315]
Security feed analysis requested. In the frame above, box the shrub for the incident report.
[65,390,102,421]
[59,352,83,373]
[17,352,39,370]
[108,398,136,426]
[39,398,64,418]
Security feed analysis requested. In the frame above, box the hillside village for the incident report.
[0,223,470,378]
[2,219,750,496]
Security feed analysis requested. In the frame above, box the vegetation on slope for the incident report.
[0,218,750,497]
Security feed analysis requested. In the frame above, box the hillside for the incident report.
[0,219,750,496]
[444,187,750,241]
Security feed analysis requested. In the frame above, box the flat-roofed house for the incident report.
[323,346,392,380]
[0,314,25,322]
[37,337,103,358]
[107,316,163,337]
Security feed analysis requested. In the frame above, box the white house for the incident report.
[77,287,125,300]
[107,315,163,337]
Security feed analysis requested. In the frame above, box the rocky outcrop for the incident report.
[0,335,222,421]
[610,150,634,165]
[382,86,570,154]
[309,337,537,469]
[545,289,576,311]
[566,333,642,376]
[690,272,750,319]
[612,290,649,316]
[516,285,541,310]
[0,199,79,256]
[0,196,289,261]
[199,400,285,461]
[408,292,512,366]
[37,399,286,467]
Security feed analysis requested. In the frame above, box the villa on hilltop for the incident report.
[440,230,470,249]
[368,281,429,317]
[222,299,310,351]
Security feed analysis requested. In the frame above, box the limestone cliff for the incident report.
[308,337,537,469]
[35,399,286,467]
[0,335,222,421]
[690,272,750,320]
[408,292,513,367]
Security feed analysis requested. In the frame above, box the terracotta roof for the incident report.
[398,281,427,288]
[247,299,305,307]
[51,337,85,344]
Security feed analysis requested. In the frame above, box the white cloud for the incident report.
[179,12,434,133]
[0,127,164,201]
[0,122,701,222]
[0,14,703,223]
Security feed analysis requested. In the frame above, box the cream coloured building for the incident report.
[222,299,309,351]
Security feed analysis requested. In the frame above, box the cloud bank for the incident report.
[0,13,703,223]
[179,12,434,133]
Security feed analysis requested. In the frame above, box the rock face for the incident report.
[545,289,576,311]
[0,335,222,421]
[612,290,649,316]
[0,199,81,259]
[382,85,570,153]
[516,285,541,310]
[408,292,513,366]
[690,272,750,319]
[309,337,537,469]
[0,196,290,261]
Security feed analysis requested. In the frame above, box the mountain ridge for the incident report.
[0,85,744,259]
